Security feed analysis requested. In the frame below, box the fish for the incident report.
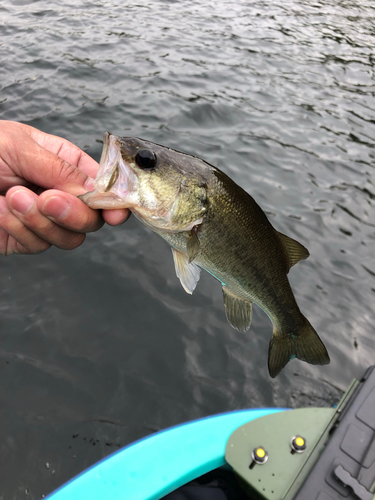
[79,133,330,378]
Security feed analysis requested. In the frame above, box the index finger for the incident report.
[37,189,104,233]
[102,208,131,226]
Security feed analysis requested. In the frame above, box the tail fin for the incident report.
[268,318,330,378]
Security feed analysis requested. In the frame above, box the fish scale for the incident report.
[79,133,330,378]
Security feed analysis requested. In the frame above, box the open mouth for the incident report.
[78,133,133,209]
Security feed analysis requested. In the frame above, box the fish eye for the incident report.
[135,149,157,170]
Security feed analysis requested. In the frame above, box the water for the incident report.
[1,0,374,497]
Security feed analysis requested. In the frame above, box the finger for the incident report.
[6,188,86,250]
[0,195,52,255]
[3,121,100,181]
[0,227,40,256]
[29,125,100,179]
[38,189,105,233]
[4,127,94,196]
[26,144,94,195]
[102,209,131,226]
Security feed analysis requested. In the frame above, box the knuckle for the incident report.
[0,225,12,256]
[0,216,52,255]
[83,212,104,233]
[2,215,22,235]
[59,208,103,234]
[53,159,85,186]
[14,241,30,254]
[56,232,86,250]
[0,233,10,256]
[14,238,51,255]
[32,242,52,254]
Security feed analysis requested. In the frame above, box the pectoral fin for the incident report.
[172,248,201,294]
[222,287,252,332]
[187,226,200,263]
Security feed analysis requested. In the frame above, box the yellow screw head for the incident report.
[291,435,306,453]
[252,446,268,464]
[295,437,304,447]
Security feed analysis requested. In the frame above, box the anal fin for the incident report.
[172,248,201,295]
[222,287,252,332]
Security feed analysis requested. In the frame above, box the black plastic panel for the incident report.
[294,366,375,500]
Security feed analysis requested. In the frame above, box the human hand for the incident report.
[0,121,130,255]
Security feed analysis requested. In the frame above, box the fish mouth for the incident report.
[78,132,135,209]
[78,189,124,209]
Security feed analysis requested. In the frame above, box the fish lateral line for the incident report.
[79,132,331,378]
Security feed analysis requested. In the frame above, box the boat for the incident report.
[46,365,375,500]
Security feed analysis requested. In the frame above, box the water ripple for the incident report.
[1,0,375,497]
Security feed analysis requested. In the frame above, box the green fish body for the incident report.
[79,133,330,377]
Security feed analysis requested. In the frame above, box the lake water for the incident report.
[1,0,374,498]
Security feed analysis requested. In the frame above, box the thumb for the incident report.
[19,139,92,195]
[2,123,94,195]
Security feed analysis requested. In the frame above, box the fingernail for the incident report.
[85,177,95,192]
[0,197,8,215]
[42,196,71,220]
[9,190,35,215]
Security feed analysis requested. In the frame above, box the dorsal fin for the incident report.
[276,231,309,272]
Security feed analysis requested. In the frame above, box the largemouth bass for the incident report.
[79,133,330,378]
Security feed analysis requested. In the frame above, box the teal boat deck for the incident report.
[46,408,284,500]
